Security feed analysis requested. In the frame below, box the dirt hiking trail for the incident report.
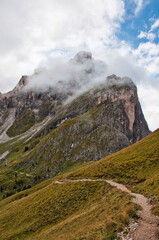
[54,179,159,240]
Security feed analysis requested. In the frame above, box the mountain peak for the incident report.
[106,74,135,88]
[72,51,92,64]
[18,75,28,87]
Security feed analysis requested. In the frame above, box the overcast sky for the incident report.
[0,0,158,131]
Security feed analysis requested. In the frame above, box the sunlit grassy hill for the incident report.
[0,129,158,239]
[64,129,159,214]
[0,179,138,240]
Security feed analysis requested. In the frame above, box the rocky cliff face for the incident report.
[34,73,150,144]
[97,75,150,143]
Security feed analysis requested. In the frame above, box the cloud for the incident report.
[134,0,143,15]
[134,42,159,75]
[137,17,159,42]
[135,19,159,77]
[150,18,159,32]
[0,0,125,93]
[137,31,156,41]
[25,51,107,95]
[138,84,159,131]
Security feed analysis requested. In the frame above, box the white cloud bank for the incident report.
[0,0,125,92]
[136,18,159,77]
[25,51,107,94]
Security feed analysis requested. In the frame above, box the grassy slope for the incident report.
[0,130,158,239]
[0,180,138,240]
[63,129,159,215]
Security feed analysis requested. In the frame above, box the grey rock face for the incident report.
[37,74,150,144]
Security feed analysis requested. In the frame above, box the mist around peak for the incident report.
[23,51,135,103]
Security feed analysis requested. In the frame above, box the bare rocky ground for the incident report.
[0,108,16,143]
[0,150,10,160]
[54,179,159,240]
[20,115,52,142]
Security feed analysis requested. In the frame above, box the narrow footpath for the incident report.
[54,179,159,240]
